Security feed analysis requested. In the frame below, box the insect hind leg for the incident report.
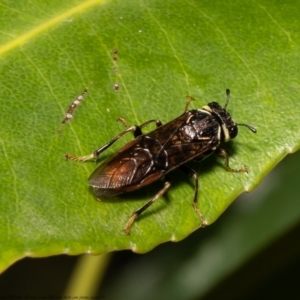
[65,124,143,162]
[124,178,171,234]
[65,118,163,162]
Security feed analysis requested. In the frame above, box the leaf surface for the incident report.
[0,0,299,272]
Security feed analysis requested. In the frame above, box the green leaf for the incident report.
[0,0,299,272]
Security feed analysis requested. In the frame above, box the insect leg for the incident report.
[118,117,162,137]
[140,119,163,129]
[217,148,248,173]
[66,119,163,161]
[185,96,195,112]
[65,125,144,162]
[124,179,171,234]
[179,165,206,226]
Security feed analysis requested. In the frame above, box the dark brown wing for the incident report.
[88,139,163,197]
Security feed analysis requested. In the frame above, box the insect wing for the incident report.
[88,139,162,196]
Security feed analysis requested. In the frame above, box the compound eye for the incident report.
[229,126,238,139]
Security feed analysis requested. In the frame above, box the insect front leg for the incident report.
[124,178,171,234]
[217,148,248,173]
[179,165,207,227]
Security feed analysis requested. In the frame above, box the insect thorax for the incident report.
[180,109,222,144]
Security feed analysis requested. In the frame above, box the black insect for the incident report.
[66,89,256,234]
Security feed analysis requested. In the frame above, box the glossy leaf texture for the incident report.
[0,0,299,272]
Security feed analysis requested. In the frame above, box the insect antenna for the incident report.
[236,123,257,133]
[225,89,257,133]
